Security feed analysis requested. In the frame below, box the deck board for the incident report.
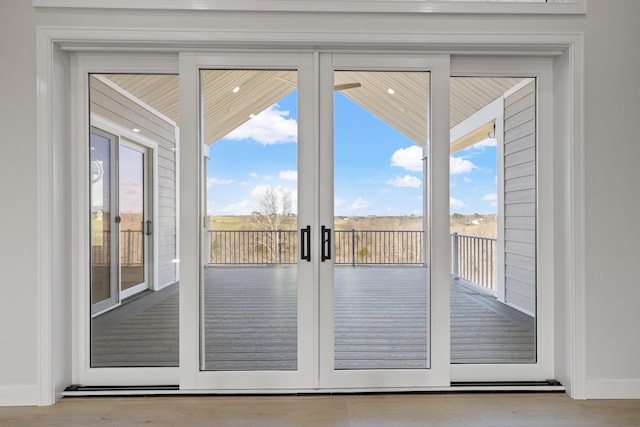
[92,266,535,369]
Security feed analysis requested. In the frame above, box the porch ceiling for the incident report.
[102,73,523,147]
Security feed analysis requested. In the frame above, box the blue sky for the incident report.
[206,90,498,216]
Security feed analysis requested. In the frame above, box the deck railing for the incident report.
[207,229,424,266]
[91,230,144,266]
[208,229,298,265]
[334,230,424,265]
[450,232,496,292]
[207,229,496,291]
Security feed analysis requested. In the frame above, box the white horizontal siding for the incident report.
[505,174,535,192]
[504,133,535,155]
[505,253,535,272]
[91,76,177,288]
[505,228,535,243]
[505,216,535,231]
[502,80,536,315]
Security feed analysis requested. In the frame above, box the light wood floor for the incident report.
[2,394,640,426]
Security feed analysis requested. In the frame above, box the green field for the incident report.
[209,214,497,239]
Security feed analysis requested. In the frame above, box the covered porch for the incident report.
[91,266,534,368]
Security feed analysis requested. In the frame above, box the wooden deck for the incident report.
[92,266,535,369]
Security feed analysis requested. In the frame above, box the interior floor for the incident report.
[2,393,639,426]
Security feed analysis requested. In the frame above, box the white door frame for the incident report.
[449,56,555,383]
[70,53,179,387]
[70,50,558,390]
[178,52,317,390]
[39,28,585,402]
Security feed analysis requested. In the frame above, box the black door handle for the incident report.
[300,225,311,262]
[321,225,332,262]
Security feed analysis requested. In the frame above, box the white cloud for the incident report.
[225,104,297,145]
[391,145,423,172]
[250,184,273,199]
[220,199,254,214]
[279,170,297,181]
[386,175,421,188]
[450,196,468,211]
[335,198,346,208]
[450,156,476,175]
[463,177,472,183]
[207,177,234,189]
[483,192,498,208]
[349,197,372,211]
[463,137,497,151]
[249,172,258,178]
[264,175,273,181]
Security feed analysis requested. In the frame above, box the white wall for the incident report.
[1,0,640,405]
[0,0,40,405]
[583,0,640,398]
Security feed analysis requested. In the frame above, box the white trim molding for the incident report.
[585,379,640,400]
[0,385,41,407]
[33,0,587,15]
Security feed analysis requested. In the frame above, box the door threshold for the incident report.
[62,381,564,397]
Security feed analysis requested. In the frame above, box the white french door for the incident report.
[180,52,451,391]
[317,54,450,388]
[72,52,553,392]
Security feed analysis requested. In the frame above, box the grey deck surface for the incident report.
[92,266,535,369]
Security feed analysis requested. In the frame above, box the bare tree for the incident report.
[250,187,295,262]
[252,186,293,231]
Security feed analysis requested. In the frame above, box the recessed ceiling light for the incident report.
[387,88,395,95]
[90,146,95,150]
[232,86,240,93]
[132,128,141,133]
[249,113,256,118]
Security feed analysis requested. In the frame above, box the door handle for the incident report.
[145,220,153,236]
[321,225,332,262]
[300,225,311,262]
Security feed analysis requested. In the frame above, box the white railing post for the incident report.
[204,215,211,265]
[277,229,282,265]
[351,229,356,266]
[452,232,460,279]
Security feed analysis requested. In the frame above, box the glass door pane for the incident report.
[449,77,537,364]
[201,69,300,371]
[90,129,117,313]
[332,70,430,370]
[119,143,147,295]
[88,73,178,370]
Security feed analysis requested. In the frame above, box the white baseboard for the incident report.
[0,385,41,407]
[585,378,640,399]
